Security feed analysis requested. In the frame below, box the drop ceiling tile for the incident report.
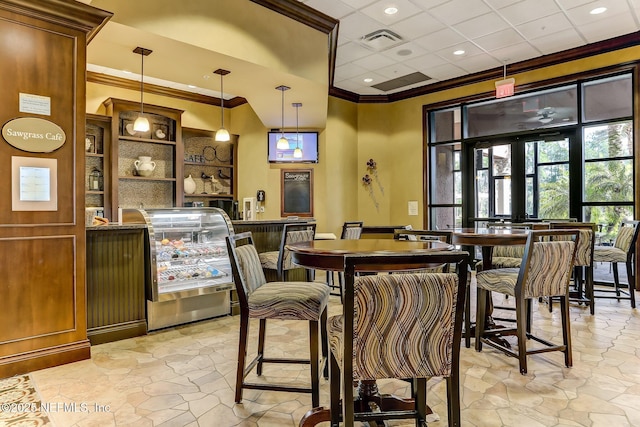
[304,0,355,18]
[453,12,510,39]
[453,53,503,73]
[482,0,522,9]
[434,41,485,61]
[375,62,419,79]
[414,27,467,51]
[360,0,423,25]
[555,0,603,9]
[429,0,492,25]
[403,52,449,70]
[475,28,526,51]
[421,62,467,80]
[389,12,446,39]
[334,62,370,80]
[408,0,452,11]
[579,13,639,43]
[380,42,430,61]
[498,0,561,25]
[335,41,377,66]
[565,1,632,25]
[351,52,398,70]
[528,27,585,54]
[516,12,573,40]
[340,0,379,8]
[489,41,541,63]
[338,11,385,41]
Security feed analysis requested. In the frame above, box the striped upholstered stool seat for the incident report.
[226,231,329,408]
[593,245,627,262]
[475,267,519,296]
[249,281,329,320]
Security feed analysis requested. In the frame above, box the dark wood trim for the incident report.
[88,71,248,108]
[0,0,112,41]
[331,32,640,104]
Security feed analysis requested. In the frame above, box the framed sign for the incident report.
[281,169,313,217]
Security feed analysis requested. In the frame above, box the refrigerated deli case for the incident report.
[123,208,235,331]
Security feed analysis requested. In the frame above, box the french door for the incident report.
[465,132,575,226]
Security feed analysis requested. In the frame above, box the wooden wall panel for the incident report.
[0,1,111,377]
[0,236,76,346]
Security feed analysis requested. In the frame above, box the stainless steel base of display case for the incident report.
[147,290,231,331]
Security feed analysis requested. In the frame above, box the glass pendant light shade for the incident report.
[277,135,289,149]
[133,116,150,132]
[293,102,303,159]
[214,69,231,142]
[215,127,230,142]
[133,46,152,133]
[276,85,290,150]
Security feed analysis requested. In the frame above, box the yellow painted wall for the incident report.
[86,44,640,233]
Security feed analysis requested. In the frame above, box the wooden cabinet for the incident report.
[103,98,184,220]
[182,127,238,205]
[85,114,111,216]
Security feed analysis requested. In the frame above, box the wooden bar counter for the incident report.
[86,224,147,345]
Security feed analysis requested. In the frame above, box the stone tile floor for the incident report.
[29,271,640,426]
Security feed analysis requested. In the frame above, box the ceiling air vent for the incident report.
[372,72,432,92]
[359,29,405,52]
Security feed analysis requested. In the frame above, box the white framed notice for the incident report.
[12,156,58,211]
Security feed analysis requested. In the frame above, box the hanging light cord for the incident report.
[140,52,145,114]
[220,72,224,128]
[281,89,285,137]
[295,104,300,148]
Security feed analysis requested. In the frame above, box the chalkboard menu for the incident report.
[281,169,313,217]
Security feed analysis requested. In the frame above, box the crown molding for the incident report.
[87,71,247,108]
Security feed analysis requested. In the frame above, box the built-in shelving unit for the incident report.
[182,127,238,206]
[85,113,111,216]
[103,98,184,220]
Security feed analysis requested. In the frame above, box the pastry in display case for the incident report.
[123,207,235,331]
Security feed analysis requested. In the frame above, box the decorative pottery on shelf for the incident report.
[184,174,196,194]
[134,156,156,177]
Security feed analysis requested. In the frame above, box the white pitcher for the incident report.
[134,156,156,177]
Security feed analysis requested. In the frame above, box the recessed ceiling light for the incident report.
[203,75,210,79]
[590,7,607,14]
[384,6,398,15]
[187,84,197,88]
[453,50,465,56]
[397,49,412,56]
[122,70,132,74]
[364,78,373,83]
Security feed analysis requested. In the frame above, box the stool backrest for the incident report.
[549,222,596,267]
[517,230,578,299]
[279,223,316,272]
[613,221,640,254]
[341,221,363,240]
[226,232,267,311]
[342,251,469,381]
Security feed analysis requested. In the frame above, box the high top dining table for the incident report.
[286,238,461,427]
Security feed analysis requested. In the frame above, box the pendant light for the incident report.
[276,85,290,149]
[214,69,230,142]
[133,47,152,132]
[292,102,303,159]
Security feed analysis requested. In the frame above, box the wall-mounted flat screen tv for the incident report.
[268,131,318,163]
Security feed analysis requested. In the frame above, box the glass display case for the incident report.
[123,207,235,331]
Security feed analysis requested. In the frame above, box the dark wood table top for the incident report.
[449,227,529,246]
[287,239,453,271]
